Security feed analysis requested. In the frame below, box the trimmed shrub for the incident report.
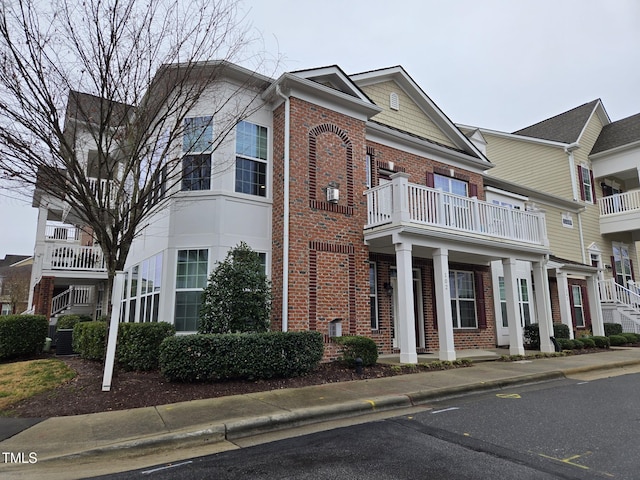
[56,314,83,330]
[523,324,540,349]
[608,334,628,346]
[571,339,584,349]
[553,323,570,339]
[0,315,48,359]
[556,338,574,350]
[73,321,107,360]
[579,337,596,348]
[333,336,378,367]
[117,322,175,371]
[591,336,610,348]
[604,323,623,337]
[159,331,324,382]
[621,333,640,344]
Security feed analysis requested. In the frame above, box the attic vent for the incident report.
[389,92,399,111]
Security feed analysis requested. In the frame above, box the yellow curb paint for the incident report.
[496,393,521,399]
[365,400,376,410]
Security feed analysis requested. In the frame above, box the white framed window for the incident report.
[235,121,268,197]
[366,153,372,188]
[1,303,11,315]
[435,174,467,196]
[369,262,378,330]
[449,270,477,328]
[571,285,585,328]
[612,242,633,286]
[140,253,163,323]
[175,249,209,331]
[182,116,213,191]
[579,164,594,203]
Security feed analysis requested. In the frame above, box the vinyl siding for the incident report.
[484,133,573,199]
[543,205,583,263]
[361,81,457,148]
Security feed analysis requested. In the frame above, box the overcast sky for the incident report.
[1,0,638,257]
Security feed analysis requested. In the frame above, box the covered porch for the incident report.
[365,172,555,363]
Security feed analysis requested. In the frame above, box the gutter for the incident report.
[276,85,290,332]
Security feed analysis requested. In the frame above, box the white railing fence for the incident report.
[51,285,94,316]
[599,278,640,307]
[44,224,80,242]
[44,244,106,271]
[365,181,547,246]
[599,191,640,216]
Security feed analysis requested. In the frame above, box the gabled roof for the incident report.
[0,255,30,268]
[66,90,134,127]
[349,66,489,164]
[513,100,606,144]
[290,65,373,103]
[590,112,640,155]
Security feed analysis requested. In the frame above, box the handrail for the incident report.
[599,191,640,216]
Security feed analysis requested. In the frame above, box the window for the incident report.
[498,277,531,327]
[449,270,477,328]
[612,243,633,286]
[120,253,163,323]
[182,116,212,191]
[369,262,378,330]
[571,285,585,327]
[434,174,467,196]
[498,277,508,328]
[1,304,11,315]
[366,153,372,188]
[175,249,208,331]
[578,165,595,203]
[235,121,267,196]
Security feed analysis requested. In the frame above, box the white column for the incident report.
[503,258,524,356]
[556,271,575,339]
[395,242,417,364]
[533,261,554,352]
[433,248,455,361]
[587,274,605,336]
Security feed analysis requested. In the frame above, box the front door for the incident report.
[391,268,425,349]
[494,261,535,346]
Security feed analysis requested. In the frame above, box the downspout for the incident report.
[276,85,290,332]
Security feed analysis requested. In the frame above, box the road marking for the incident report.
[576,382,589,385]
[496,393,521,399]
[142,461,193,474]
[538,451,614,477]
[431,407,459,414]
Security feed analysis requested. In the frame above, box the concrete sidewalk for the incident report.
[3,347,640,479]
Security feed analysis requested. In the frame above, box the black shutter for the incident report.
[578,165,585,201]
[589,170,596,203]
[474,271,487,329]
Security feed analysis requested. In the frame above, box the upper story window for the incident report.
[434,173,467,196]
[235,121,267,197]
[612,242,634,287]
[182,116,213,191]
[578,164,595,204]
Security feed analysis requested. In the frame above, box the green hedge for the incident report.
[604,323,623,337]
[159,331,324,382]
[333,336,378,367]
[523,323,571,349]
[579,337,596,348]
[73,321,107,360]
[117,322,175,371]
[56,314,92,330]
[0,315,48,360]
[591,336,610,348]
[621,332,640,344]
[608,334,628,346]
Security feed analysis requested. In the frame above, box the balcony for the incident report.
[599,191,640,235]
[43,244,106,273]
[365,174,549,250]
[44,223,80,242]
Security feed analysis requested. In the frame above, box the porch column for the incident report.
[395,241,417,364]
[587,273,605,336]
[433,248,455,361]
[533,260,554,353]
[556,271,575,339]
[503,258,524,356]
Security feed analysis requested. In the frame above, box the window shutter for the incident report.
[582,285,592,329]
[568,284,576,328]
[577,165,585,201]
[474,271,487,329]
[589,170,596,203]
[469,183,478,198]
[426,171,434,188]
[611,256,618,283]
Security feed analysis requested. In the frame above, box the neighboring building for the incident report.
[462,100,640,337]
[0,255,33,315]
[118,63,554,363]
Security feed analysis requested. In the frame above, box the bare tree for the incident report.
[0,264,31,314]
[0,0,275,312]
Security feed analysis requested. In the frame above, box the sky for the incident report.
[1,0,639,257]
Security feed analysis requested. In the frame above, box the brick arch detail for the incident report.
[308,123,354,214]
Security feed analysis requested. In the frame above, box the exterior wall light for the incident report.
[326,181,340,204]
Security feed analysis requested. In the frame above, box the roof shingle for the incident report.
[590,112,640,154]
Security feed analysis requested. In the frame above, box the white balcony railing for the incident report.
[51,285,94,316]
[599,278,640,307]
[44,223,80,242]
[599,191,640,217]
[44,244,106,272]
[365,176,548,247]
[88,177,118,205]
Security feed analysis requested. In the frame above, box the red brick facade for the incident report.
[32,276,55,319]
[271,95,499,358]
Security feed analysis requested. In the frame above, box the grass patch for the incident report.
[0,359,76,411]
